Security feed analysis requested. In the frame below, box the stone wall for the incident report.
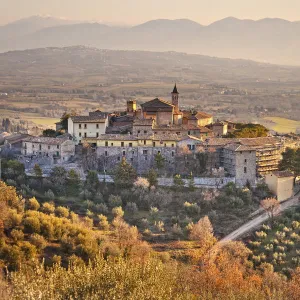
[96,145,176,175]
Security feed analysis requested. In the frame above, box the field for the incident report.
[248,208,300,272]
[263,117,300,133]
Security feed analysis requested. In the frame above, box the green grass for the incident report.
[263,117,300,133]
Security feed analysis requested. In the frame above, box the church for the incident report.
[129,84,213,128]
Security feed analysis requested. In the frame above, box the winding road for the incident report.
[220,196,299,242]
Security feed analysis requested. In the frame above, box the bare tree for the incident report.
[260,198,280,225]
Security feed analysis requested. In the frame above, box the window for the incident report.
[57,145,59,149]
[244,167,247,173]
[158,151,161,154]
[188,131,191,135]
[132,151,134,154]
[171,144,174,147]
[143,150,148,155]
[176,132,180,135]
[39,144,42,150]
[153,142,156,147]
[172,151,174,157]
[130,158,133,161]
[129,143,133,147]
[56,151,59,156]
[144,140,146,145]
[145,156,148,160]
[48,146,50,150]
[84,133,87,138]
[84,124,87,129]
[164,143,167,147]
[33,144,35,148]
[105,141,108,147]
[144,130,147,134]
[117,157,120,161]
[96,124,99,129]
[96,133,99,137]
[111,143,113,146]
[121,142,124,147]
[123,151,126,156]
[79,132,82,137]
[244,159,247,163]
[79,124,82,129]
[138,130,140,134]
[105,151,108,156]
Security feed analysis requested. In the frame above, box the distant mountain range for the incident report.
[1,16,300,65]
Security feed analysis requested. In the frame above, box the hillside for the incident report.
[2,16,300,65]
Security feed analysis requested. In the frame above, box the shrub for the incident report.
[98,214,109,230]
[154,221,165,232]
[10,229,24,242]
[125,202,138,213]
[112,206,124,218]
[255,231,267,239]
[44,189,55,201]
[30,234,47,251]
[27,197,40,211]
[20,241,37,260]
[55,206,70,218]
[5,209,22,229]
[23,217,41,234]
[42,202,55,215]
[83,200,95,210]
[83,217,93,229]
[171,224,183,236]
[108,195,122,208]
[150,206,159,217]
[86,209,94,218]
[40,220,54,240]
[183,202,201,215]
[94,203,108,214]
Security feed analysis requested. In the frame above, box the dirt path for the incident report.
[220,197,299,242]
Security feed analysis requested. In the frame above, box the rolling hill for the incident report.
[1,16,300,65]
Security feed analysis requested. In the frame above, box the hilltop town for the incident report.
[1,84,299,195]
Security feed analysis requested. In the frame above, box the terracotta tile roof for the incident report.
[94,134,138,141]
[195,111,213,119]
[271,171,294,178]
[71,115,107,123]
[224,143,254,152]
[23,136,69,145]
[141,98,174,110]
[153,124,212,133]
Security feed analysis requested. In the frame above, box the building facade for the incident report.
[68,111,109,144]
[265,171,294,201]
[22,136,75,163]
[223,144,257,186]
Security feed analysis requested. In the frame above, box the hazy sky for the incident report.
[1,0,300,25]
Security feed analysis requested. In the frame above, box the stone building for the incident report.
[139,85,184,126]
[223,144,257,186]
[202,137,283,177]
[84,133,179,175]
[265,171,295,201]
[182,111,213,127]
[210,121,228,137]
[68,111,109,144]
[21,136,75,163]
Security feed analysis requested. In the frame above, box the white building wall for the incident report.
[71,120,107,144]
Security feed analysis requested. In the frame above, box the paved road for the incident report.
[220,196,299,242]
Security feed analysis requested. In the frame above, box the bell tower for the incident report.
[171,83,179,112]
